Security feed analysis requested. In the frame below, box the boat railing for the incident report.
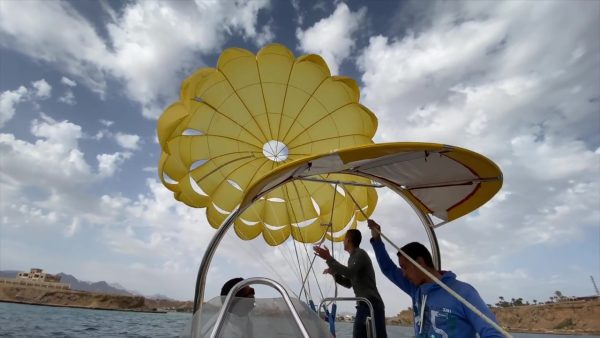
[208,277,311,338]
[318,297,376,338]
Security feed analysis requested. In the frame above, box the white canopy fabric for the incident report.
[241,142,503,224]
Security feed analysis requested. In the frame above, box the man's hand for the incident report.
[367,219,381,240]
[323,268,331,275]
[313,245,332,260]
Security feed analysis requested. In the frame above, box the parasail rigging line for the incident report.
[223,228,294,296]
[287,182,326,302]
[328,183,339,303]
[280,241,304,290]
[298,179,346,302]
[286,190,313,301]
[290,223,311,301]
[279,183,313,301]
[258,213,306,300]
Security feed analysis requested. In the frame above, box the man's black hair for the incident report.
[398,242,434,268]
[221,277,244,297]
[346,229,362,247]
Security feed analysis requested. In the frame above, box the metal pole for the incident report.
[318,297,376,338]
[209,277,310,338]
[191,208,242,337]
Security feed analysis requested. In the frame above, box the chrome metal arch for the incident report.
[318,297,376,338]
[209,277,310,338]
[192,173,442,316]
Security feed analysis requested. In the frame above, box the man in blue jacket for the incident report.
[367,220,504,338]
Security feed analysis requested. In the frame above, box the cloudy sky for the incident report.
[1,0,598,316]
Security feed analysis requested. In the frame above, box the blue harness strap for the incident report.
[328,303,337,337]
[320,303,336,337]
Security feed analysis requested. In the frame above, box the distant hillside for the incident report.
[109,282,143,296]
[54,273,134,296]
[387,299,600,334]
[147,293,174,300]
[0,270,135,296]
[0,285,149,311]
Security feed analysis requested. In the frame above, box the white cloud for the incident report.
[98,178,218,262]
[0,122,90,234]
[1,79,62,127]
[58,89,76,105]
[99,119,114,127]
[115,132,140,150]
[65,217,80,237]
[296,3,366,75]
[354,0,600,309]
[0,120,146,291]
[30,114,83,154]
[0,0,273,119]
[0,1,110,96]
[1,0,597,309]
[0,116,134,236]
[105,0,272,118]
[31,79,51,99]
[0,86,28,128]
[254,24,275,47]
[97,152,132,177]
[510,134,598,181]
[290,0,303,25]
[61,76,77,87]
[93,130,106,140]
[0,175,221,299]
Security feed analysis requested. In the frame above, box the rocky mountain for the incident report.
[55,273,134,296]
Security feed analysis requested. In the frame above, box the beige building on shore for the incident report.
[0,268,70,290]
[17,268,61,282]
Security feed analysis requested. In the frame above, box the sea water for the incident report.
[1,302,597,338]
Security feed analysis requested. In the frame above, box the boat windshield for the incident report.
[181,295,331,337]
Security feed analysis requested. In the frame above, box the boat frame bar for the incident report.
[318,297,376,338]
[209,277,310,338]
[191,175,442,337]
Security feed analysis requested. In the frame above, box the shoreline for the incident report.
[382,322,600,336]
[374,298,600,336]
[0,292,600,337]
[505,327,600,336]
[0,299,167,314]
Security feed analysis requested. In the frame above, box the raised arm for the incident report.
[332,273,352,288]
[368,219,416,295]
[314,245,356,288]
[326,249,369,279]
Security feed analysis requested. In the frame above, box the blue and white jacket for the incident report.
[371,238,503,338]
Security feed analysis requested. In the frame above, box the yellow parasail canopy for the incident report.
[157,44,379,245]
